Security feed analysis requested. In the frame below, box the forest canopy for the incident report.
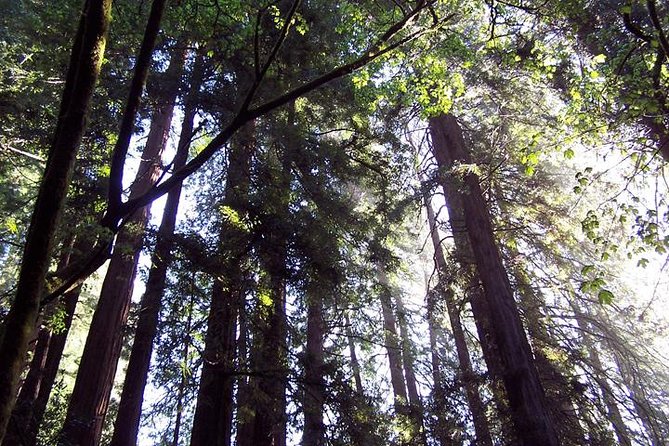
[0,0,668,445]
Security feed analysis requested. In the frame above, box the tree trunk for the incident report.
[395,293,427,446]
[425,199,493,446]
[3,235,92,446]
[172,293,195,446]
[109,47,192,446]
[0,0,111,440]
[424,286,454,446]
[58,2,169,440]
[247,114,296,446]
[510,255,586,446]
[345,314,364,396]
[235,301,253,446]
[429,114,559,446]
[377,267,409,415]
[570,301,631,446]
[189,121,255,446]
[302,286,326,446]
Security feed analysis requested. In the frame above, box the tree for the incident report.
[0,0,112,439]
[429,114,559,446]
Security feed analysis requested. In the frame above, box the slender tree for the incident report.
[0,0,112,439]
[190,120,255,446]
[109,45,193,446]
[59,2,170,441]
[425,199,493,446]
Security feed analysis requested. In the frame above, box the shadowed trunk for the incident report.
[109,47,192,446]
[0,1,111,440]
[570,301,631,446]
[3,236,92,446]
[429,114,558,446]
[58,2,169,441]
[427,170,511,439]
[377,268,409,416]
[189,121,255,446]
[395,293,427,445]
[425,199,493,446]
[302,286,326,446]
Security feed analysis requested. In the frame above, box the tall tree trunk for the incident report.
[109,47,192,446]
[510,255,586,445]
[248,112,296,446]
[570,301,631,446]
[425,199,493,446]
[189,121,255,446]
[3,235,92,446]
[302,286,326,446]
[235,301,253,446]
[343,315,372,446]
[377,267,409,415]
[394,293,427,445]
[424,180,510,440]
[345,314,363,396]
[0,1,111,440]
[58,2,169,439]
[172,293,195,446]
[429,114,559,446]
[424,286,454,446]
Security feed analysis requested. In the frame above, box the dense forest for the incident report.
[1,0,668,445]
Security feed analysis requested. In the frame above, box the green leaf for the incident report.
[581,264,595,275]
[598,289,614,305]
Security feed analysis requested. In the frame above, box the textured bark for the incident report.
[0,0,111,440]
[428,167,511,439]
[377,268,409,415]
[429,114,559,446]
[190,122,255,446]
[3,237,91,446]
[58,3,169,440]
[425,200,493,446]
[109,47,191,446]
[302,288,326,446]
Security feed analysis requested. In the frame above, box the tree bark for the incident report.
[109,46,192,446]
[429,114,559,446]
[377,267,409,415]
[425,200,493,446]
[58,3,169,440]
[0,0,111,440]
[302,287,326,446]
[3,235,92,446]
